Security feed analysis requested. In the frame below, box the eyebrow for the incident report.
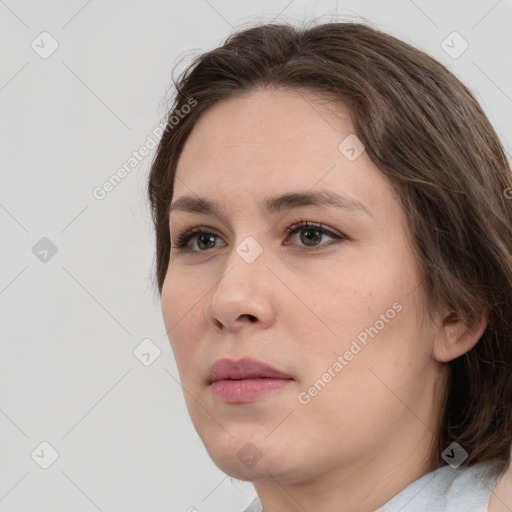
[168,190,372,220]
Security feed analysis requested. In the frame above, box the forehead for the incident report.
[173,88,393,215]
[178,88,351,167]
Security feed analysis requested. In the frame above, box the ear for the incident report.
[433,310,488,363]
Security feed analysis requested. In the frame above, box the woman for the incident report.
[147,20,512,511]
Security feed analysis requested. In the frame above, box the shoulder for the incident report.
[488,461,512,512]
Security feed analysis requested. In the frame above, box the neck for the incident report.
[255,450,440,512]
[253,422,442,512]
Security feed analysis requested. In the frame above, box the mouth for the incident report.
[207,357,294,403]
[210,377,293,403]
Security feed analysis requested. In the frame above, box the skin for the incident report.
[489,460,512,512]
[161,88,489,512]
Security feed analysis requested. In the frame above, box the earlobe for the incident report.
[433,311,488,363]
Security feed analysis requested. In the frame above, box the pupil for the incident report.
[301,228,321,246]
[198,234,216,250]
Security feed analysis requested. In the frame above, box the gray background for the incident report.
[1,0,511,511]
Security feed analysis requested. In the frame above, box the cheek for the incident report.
[292,252,425,384]
[161,269,206,376]
[161,263,207,327]
[294,301,430,441]
[292,272,394,353]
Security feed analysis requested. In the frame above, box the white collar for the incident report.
[243,463,503,512]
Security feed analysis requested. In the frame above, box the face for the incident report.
[161,88,447,485]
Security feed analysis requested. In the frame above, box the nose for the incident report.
[205,243,276,333]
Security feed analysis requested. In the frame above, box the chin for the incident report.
[200,432,306,483]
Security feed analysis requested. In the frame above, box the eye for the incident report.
[285,219,346,249]
[171,219,346,253]
[171,225,225,252]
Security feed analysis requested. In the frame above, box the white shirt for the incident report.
[242,462,504,512]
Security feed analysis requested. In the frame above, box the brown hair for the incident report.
[147,19,512,472]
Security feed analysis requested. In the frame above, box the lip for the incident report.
[207,357,293,403]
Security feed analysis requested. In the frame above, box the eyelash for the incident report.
[171,219,346,253]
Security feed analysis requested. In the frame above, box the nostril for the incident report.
[210,318,224,331]
[237,314,258,323]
